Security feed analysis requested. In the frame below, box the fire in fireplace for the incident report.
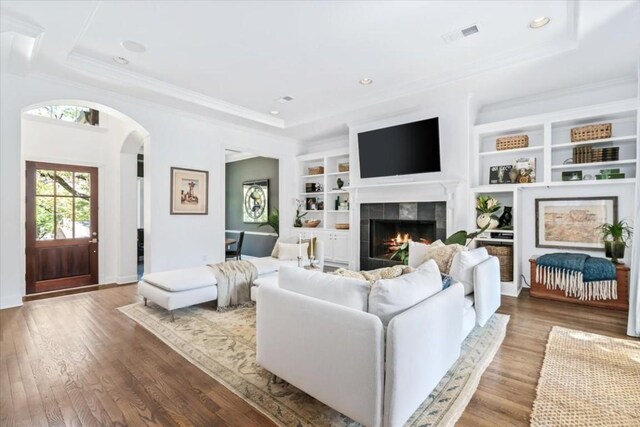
[370,219,436,260]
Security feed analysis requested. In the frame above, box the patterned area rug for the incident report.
[118,303,509,427]
[531,327,640,426]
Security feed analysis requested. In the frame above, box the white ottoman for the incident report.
[138,266,218,320]
[251,273,278,302]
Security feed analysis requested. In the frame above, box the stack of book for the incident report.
[572,146,619,163]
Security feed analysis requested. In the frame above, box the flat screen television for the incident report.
[358,117,441,179]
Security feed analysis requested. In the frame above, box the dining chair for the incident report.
[226,231,245,260]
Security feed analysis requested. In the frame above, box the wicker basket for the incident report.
[308,166,325,175]
[338,163,350,172]
[483,244,513,282]
[571,123,611,142]
[335,223,350,230]
[496,135,529,151]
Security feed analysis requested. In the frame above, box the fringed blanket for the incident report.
[535,253,617,301]
[208,260,257,311]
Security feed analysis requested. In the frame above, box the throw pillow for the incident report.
[271,237,316,258]
[332,265,415,282]
[449,247,489,295]
[276,242,309,261]
[368,259,443,325]
[408,240,430,268]
[279,265,370,311]
[423,240,467,274]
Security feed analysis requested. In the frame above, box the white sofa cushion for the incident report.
[449,247,490,295]
[369,259,443,325]
[278,265,370,312]
[142,266,217,292]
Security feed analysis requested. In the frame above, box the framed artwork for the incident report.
[535,197,617,250]
[243,179,269,223]
[170,167,209,215]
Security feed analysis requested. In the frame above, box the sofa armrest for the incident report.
[473,256,501,326]
[383,283,464,427]
[256,282,385,427]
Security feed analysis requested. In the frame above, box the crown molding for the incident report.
[1,13,45,76]
[65,51,286,129]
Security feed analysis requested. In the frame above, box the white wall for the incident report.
[21,111,139,285]
[0,73,297,308]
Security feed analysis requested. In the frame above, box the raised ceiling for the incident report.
[1,1,638,138]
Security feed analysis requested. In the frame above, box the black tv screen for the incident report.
[358,117,441,178]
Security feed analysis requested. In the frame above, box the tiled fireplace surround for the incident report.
[360,202,447,270]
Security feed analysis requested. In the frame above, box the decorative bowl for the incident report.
[304,219,321,228]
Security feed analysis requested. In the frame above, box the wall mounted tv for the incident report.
[358,117,441,179]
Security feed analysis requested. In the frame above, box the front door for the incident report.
[25,161,99,294]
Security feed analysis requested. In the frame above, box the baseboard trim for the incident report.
[118,275,139,284]
[21,283,125,302]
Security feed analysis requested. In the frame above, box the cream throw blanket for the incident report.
[208,260,257,311]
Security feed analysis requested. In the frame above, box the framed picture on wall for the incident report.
[243,179,269,223]
[535,196,617,250]
[170,167,209,215]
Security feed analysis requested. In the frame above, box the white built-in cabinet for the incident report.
[470,98,638,297]
[294,149,352,266]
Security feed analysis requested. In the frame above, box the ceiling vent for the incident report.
[442,24,480,44]
[276,96,295,103]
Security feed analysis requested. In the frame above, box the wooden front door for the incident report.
[26,162,99,294]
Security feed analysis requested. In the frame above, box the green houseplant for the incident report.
[258,208,280,236]
[597,219,633,263]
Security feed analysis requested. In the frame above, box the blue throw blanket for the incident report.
[536,253,617,301]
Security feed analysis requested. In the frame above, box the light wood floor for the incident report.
[0,285,632,426]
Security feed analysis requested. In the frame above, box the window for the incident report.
[26,105,100,126]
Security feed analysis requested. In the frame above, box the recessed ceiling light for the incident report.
[529,16,550,29]
[359,78,373,85]
[270,110,280,115]
[121,40,146,53]
[112,56,129,65]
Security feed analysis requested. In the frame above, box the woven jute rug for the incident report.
[119,303,508,427]
[531,327,640,426]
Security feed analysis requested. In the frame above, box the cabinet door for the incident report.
[331,233,350,263]
[314,231,333,261]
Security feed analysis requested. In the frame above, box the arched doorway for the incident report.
[21,100,150,293]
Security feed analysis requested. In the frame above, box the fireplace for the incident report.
[370,220,436,260]
[360,202,446,270]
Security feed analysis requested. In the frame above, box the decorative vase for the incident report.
[498,206,512,228]
[337,178,344,189]
[477,213,500,229]
[605,240,625,263]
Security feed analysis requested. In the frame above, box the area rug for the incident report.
[531,327,640,426]
[118,303,509,427]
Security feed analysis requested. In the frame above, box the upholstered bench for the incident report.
[138,267,218,321]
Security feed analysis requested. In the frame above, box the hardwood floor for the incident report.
[0,285,633,426]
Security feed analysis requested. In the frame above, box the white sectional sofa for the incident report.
[257,261,486,427]
[138,238,324,317]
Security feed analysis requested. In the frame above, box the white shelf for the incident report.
[472,178,637,192]
[300,210,323,213]
[327,210,350,213]
[327,190,350,194]
[476,238,514,243]
[326,171,350,176]
[300,192,325,196]
[551,159,636,170]
[479,146,544,156]
[477,229,514,234]
[301,174,325,179]
[551,135,636,149]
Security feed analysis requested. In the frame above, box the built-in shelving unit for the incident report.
[470,98,639,297]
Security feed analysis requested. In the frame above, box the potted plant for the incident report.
[258,208,280,236]
[475,195,501,229]
[597,219,633,263]
[293,199,306,228]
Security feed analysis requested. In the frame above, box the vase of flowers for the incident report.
[476,195,501,229]
[293,199,306,228]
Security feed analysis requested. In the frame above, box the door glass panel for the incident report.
[36,170,55,195]
[35,196,55,240]
[55,197,74,239]
[74,172,90,197]
[55,171,74,196]
[74,197,91,238]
